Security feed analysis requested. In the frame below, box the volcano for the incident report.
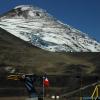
[0,5,100,52]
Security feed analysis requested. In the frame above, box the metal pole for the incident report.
[96,85,99,100]
[80,78,82,100]
[43,76,45,100]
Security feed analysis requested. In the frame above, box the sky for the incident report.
[0,0,100,41]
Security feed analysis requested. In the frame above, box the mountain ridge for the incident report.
[0,5,100,52]
[0,27,100,75]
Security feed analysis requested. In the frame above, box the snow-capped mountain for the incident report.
[0,5,100,52]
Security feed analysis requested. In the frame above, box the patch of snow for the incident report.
[0,5,100,52]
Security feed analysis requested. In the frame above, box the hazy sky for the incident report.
[0,0,100,41]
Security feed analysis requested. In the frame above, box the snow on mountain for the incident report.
[0,5,100,52]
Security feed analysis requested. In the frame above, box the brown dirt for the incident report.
[0,97,25,100]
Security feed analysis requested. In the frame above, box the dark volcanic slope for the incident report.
[0,28,100,98]
[0,27,100,76]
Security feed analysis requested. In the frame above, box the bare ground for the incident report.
[0,97,25,100]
